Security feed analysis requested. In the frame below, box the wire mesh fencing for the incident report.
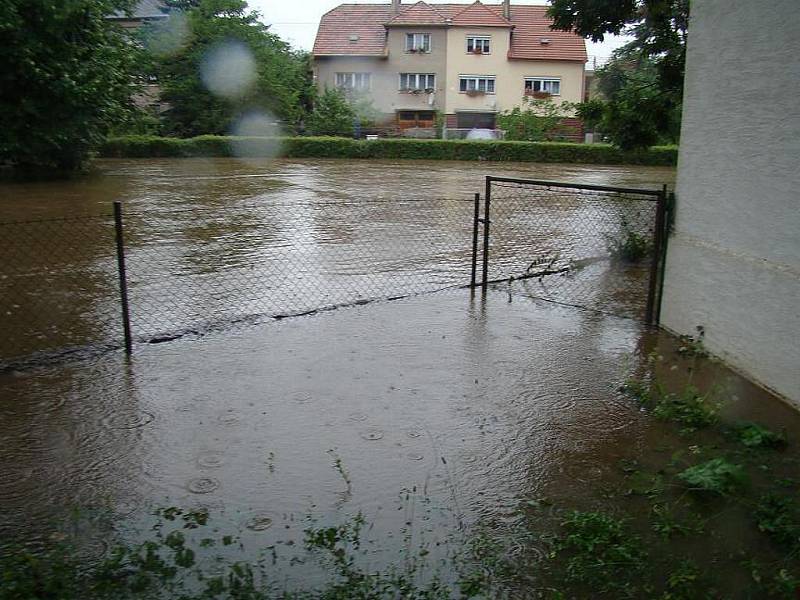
[0,198,477,368]
[480,177,667,322]
[0,215,122,364]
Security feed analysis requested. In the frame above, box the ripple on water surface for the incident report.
[187,477,221,494]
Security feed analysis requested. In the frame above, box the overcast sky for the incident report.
[252,0,630,66]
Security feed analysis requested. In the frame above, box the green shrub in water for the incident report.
[677,458,746,495]
[735,422,788,449]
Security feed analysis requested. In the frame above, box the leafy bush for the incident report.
[605,218,653,262]
[496,97,577,142]
[623,380,721,429]
[754,494,800,550]
[100,135,678,166]
[552,511,646,594]
[735,422,788,449]
[678,458,746,494]
[305,88,356,137]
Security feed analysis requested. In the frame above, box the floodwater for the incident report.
[2,159,798,595]
[0,158,674,364]
[1,289,799,595]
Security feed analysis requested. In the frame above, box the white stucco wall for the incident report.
[661,1,800,405]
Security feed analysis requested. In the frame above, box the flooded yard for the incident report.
[1,159,798,597]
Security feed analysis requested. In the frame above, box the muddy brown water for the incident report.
[0,158,674,362]
[1,159,798,595]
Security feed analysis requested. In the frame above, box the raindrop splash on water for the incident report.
[245,514,273,531]
[187,477,220,494]
[200,40,256,99]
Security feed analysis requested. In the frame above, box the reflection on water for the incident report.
[0,282,798,595]
[0,159,675,364]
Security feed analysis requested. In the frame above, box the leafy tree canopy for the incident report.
[548,0,688,149]
[147,0,311,137]
[0,0,138,173]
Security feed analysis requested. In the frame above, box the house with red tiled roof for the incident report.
[312,0,587,137]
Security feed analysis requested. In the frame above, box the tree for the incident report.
[305,88,356,137]
[0,0,138,173]
[147,0,311,137]
[548,0,688,149]
[497,97,577,142]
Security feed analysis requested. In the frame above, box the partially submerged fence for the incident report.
[0,177,669,369]
[473,177,668,323]
[0,198,475,368]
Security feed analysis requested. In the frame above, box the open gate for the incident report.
[470,176,670,324]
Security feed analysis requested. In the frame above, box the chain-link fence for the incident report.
[479,177,667,322]
[0,215,121,365]
[0,198,476,368]
[0,179,668,369]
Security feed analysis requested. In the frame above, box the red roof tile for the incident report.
[450,1,510,27]
[312,4,392,56]
[387,1,448,25]
[313,2,587,62]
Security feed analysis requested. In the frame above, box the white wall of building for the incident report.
[661,1,800,405]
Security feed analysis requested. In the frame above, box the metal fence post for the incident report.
[113,201,133,355]
[470,193,480,288]
[655,186,673,325]
[645,185,668,326]
[481,178,492,287]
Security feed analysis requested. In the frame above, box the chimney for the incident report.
[503,0,511,19]
[392,0,401,15]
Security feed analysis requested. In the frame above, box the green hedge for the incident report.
[99,135,677,166]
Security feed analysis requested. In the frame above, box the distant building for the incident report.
[661,0,800,406]
[312,0,587,138]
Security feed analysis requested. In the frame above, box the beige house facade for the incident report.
[313,1,587,137]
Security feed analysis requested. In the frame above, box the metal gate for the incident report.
[470,176,670,324]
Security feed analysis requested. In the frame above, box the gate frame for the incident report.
[473,176,670,326]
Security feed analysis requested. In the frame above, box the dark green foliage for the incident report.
[678,458,747,494]
[624,380,721,429]
[305,88,356,137]
[736,423,788,449]
[605,218,653,262]
[149,0,310,137]
[100,135,679,165]
[754,494,800,550]
[0,0,138,173]
[496,98,577,142]
[548,0,688,150]
[551,511,646,595]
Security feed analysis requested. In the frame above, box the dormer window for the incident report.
[466,36,491,54]
[406,33,431,53]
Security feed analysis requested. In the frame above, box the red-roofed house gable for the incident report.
[386,2,448,26]
[313,1,587,139]
[450,2,511,27]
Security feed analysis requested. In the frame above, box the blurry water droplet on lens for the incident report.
[146,12,189,58]
[229,111,283,159]
[200,40,256,99]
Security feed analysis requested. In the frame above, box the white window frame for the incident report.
[524,77,561,96]
[335,72,372,91]
[399,73,436,91]
[466,36,491,54]
[405,33,432,53]
[459,75,496,94]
